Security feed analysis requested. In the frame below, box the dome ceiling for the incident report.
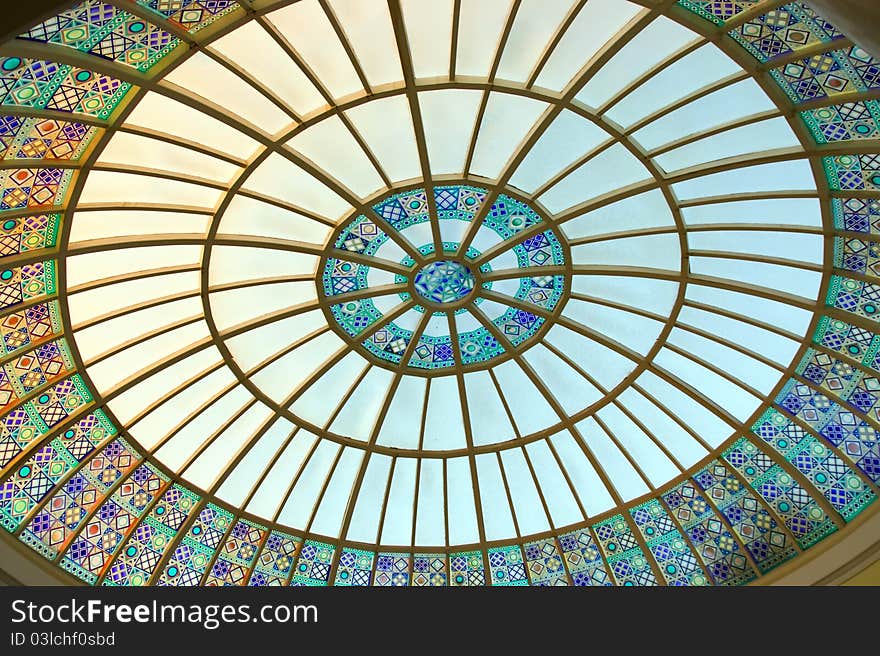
[0,0,878,586]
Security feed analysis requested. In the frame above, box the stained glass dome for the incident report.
[0,0,878,587]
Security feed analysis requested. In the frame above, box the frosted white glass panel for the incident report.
[246,430,317,519]
[562,189,675,238]
[244,153,352,220]
[510,110,609,194]
[268,0,365,101]
[608,44,740,127]
[456,0,514,77]
[183,402,274,489]
[538,0,644,92]
[419,89,483,174]
[311,447,364,537]
[163,52,291,133]
[571,233,681,270]
[124,93,259,157]
[575,417,648,501]
[380,458,417,545]
[216,417,295,508]
[595,403,680,486]
[672,160,816,200]
[277,440,341,528]
[525,440,583,527]
[540,144,651,214]
[347,454,393,542]
[422,375,467,450]
[210,20,326,115]
[464,370,517,446]
[99,131,240,181]
[415,459,445,545]
[570,276,679,317]
[577,14,697,107]
[496,0,578,84]
[682,198,822,227]
[70,210,210,243]
[220,195,332,244]
[476,453,517,540]
[377,375,427,448]
[633,79,775,152]
[401,0,453,79]
[549,431,614,515]
[288,116,386,198]
[470,92,547,180]
[523,344,603,414]
[654,118,799,172]
[447,457,480,545]
[79,171,222,208]
[345,96,421,183]
[501,449,550,534]
[327,0,403,87]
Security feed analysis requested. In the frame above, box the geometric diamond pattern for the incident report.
[630,499,710,586]
[693,460,798,574]
[663,481,757,586]
[203,518,267,586]
[156,503,233,587]
[248,531,301,587]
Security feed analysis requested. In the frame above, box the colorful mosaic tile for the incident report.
[0,261,56,309]
[677,0,760,26]
[557,527,612,586]
[204,518,267,586]
[248,531,301,586]
[20,1,179,72]
[825,154,880,191]
[0,413,117,534]
[373,552,410,587]
[0,116,97,161]
[411,553,447,586]
[0,382,101,473]
[592,514,658,586]
[102,484,199,585]
[752,407,875,520]
[0,301,61,359]
[0,168,73,212]
[59,462,168,583]
[450,550,485,586]
[630,499,710,586]
[0,338,75,414]
[0,57,130,118]
[731,2,845,62]
[290,539,334,586]
[0,214,60,259]
[523,538,568,586]
[834,197,880,235]
[157,503,233,586]
[487,545,528,586]
[334,547,374,586]
[723,437,837,548]
[802,101,880,143]
[663,481,757,585]
[19,437,138,560]
[835,236,880,277]
[136,0,241,34]
[814,315,880,377]
[777,379,880,485]
[827,275,880,325]
[772,46,880,104]
[693,460,798,573]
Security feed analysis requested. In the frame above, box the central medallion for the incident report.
[413,260,475,305]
